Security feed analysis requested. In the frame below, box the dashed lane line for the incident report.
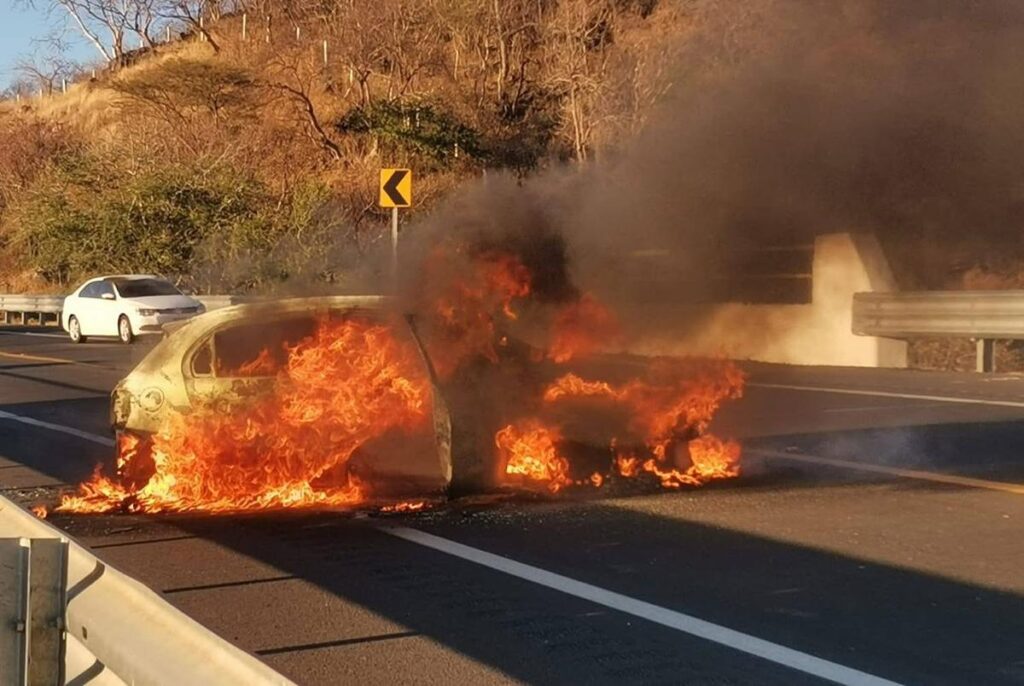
[749,382,1024,409]
[0,350,75,365]
[0,331,68,339]
[748,448,1024,495]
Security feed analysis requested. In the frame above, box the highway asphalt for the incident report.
[1,326,1023,685]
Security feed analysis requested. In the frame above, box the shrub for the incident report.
[337,100,482,168]
[13,155,271,286]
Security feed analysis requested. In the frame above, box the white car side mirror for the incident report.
[101,292,116,300]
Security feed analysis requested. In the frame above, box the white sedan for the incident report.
[61,275,205,344]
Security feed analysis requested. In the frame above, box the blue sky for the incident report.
[0,4,94,89]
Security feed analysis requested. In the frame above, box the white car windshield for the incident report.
[111,278,181,298]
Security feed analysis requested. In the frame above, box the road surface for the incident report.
[1,326,1022,685]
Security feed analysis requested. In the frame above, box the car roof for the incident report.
[79,274,161,285]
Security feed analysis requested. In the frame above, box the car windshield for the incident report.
[112,278,181,298]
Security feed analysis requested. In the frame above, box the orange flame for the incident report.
[496,358,746,493]
[639,435,741,488]
[424,248,532,377]
[544,359,745,451]
[380,500,430,513]
[548,294,620,363]
[615,454,641,478]
[58,317,432,514]
[542,373,622,403]
[496,420,572,493]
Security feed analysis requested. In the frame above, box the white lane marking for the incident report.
[384,527,904,686]
[821,403,947,414]
[0,409,114,447]
[749,382,1024,409]
[748,448,1024,495]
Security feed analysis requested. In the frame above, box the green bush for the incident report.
[337,100,482,168]
[13,155,272,286]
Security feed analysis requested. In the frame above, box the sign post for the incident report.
[379,168,412,288]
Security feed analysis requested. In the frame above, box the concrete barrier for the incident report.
[625,233,908,368]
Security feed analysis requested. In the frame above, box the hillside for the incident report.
[0,0,691,294]
[5,0,1024,302]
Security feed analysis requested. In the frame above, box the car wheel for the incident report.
[118,315,134,344]
[68,316,86,344]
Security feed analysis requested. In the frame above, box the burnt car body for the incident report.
[110,296,452,496]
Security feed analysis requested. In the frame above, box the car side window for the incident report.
[79,282,99,298]
[212,317,318,378]
[95,282,115,299]
[191,339,213,377]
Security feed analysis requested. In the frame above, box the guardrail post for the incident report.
[0,538,68,686]
[28,538,68,685]
[976,338,995,373]
[0,538,30,686]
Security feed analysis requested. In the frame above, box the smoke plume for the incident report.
[405,0,1024,305]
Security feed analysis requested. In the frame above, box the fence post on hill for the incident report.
[265,15,272,43]
[322,39,328,67]
[242,13,248,41]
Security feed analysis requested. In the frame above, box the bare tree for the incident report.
[161,1,223,51]
[24,0,165,66]
[15,57,72,95]
[14,33,81,94]
[264,75,342,160]
[541,0,617,162]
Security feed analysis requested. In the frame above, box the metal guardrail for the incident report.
[853,291,1024,339]
[0,497,295,685]
[0,296,63,326]
[0,294,249,327]
[852,290,1024,371]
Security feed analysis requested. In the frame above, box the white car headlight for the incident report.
[137,307,157,317]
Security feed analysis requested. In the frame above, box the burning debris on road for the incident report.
[55,240,745,516]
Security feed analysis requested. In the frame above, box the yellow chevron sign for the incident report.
[379,169,412,208]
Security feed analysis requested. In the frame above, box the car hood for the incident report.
[121,295,200,309]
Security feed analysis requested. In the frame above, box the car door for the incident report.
[72,281,101,334]
[91,280,120,336]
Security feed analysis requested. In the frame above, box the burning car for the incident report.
[56,248,745,517]
[95,296,452,512]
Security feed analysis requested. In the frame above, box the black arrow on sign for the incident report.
[383,170,409,206]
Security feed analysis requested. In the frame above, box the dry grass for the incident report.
[9,40,215,134]
[909,338,1024,373]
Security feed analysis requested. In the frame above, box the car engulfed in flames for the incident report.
[56,248,746,516]
[64,296,452,514]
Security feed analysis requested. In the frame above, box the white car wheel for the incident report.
[68,316,86,344]
[118,315,134,344]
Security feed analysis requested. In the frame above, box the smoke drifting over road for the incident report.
[406,0,1024,300]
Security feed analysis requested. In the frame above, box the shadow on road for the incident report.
[102,492,1024,686]
[4,376,1024,684]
